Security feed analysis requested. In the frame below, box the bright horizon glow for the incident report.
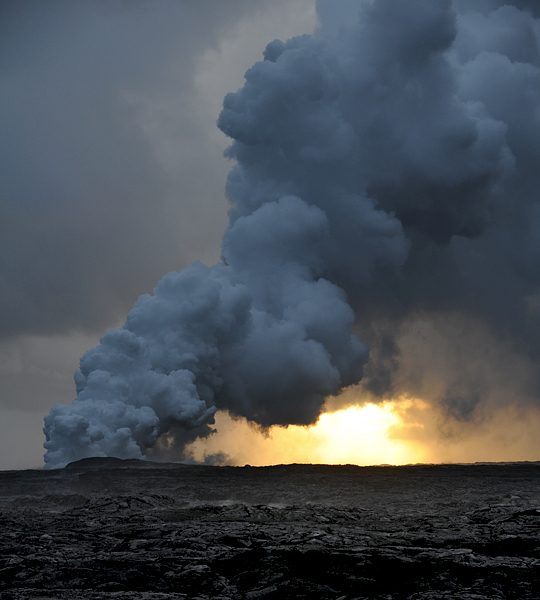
[178,395,540,467]
[183,401,429,467]
[306,403,426,465]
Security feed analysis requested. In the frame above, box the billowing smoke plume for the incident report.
[44,0,540,467]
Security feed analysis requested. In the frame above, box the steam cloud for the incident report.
[44,0,540,467]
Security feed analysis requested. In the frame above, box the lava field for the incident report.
[1,459,540,599]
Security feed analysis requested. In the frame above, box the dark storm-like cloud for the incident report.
[43,0,540,466]
[453,0,540,18]
[0,0,277,338]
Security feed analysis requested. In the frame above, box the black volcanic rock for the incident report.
[1,462,540,599]
[64,456,156,469]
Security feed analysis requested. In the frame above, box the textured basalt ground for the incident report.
[1,459,540,599]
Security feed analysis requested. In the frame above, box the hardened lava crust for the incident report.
[1,460,540,599]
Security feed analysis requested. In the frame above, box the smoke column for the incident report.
[44,0,540,467]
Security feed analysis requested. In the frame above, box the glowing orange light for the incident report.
[184,401,427,466]
[309,404,422,465]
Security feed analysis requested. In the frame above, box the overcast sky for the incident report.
[2,0,540,470]
[0,0,318,469]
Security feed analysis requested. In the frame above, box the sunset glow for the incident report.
[181,396,540,467]
[184,401,428,467]
[305,404,424,465]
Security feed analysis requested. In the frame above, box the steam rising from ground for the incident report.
[44,0,540,467]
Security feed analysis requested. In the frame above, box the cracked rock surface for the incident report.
[1,459,540,599]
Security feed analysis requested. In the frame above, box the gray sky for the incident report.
[3,0,540,470]
[0,0,318,469]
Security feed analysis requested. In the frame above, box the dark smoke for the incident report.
[44,0,540,467]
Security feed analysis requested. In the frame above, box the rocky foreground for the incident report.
[0,459,540,599]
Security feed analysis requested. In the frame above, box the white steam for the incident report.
[44,0,540,466]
